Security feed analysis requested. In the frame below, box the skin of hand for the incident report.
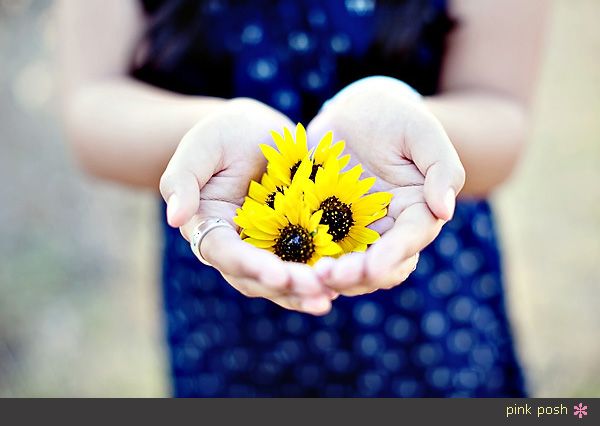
[307,78,466,296]
[160,98,337,315]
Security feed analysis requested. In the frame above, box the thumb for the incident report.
[423,160,465,221]
[159,124,222,228]
[160,169,201,228]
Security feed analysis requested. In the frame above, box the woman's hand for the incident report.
[307,77,465,296]
[160,98,335,315]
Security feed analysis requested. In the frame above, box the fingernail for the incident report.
[301,297,331,315]
[444,189,456,219]
[166,194,179,226]
[326,289,340,300]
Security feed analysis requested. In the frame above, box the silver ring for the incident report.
[190,217,234,266]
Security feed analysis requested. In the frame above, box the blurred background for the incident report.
[0,0,598,397]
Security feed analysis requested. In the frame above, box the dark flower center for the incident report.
[290,160,320,182]
[274,224,315,263]
[319,196,354,242]
[265,186,285,209]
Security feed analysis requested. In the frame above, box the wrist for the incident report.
[322,76,422,111]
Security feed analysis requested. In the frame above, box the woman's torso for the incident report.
[135,0,526,397]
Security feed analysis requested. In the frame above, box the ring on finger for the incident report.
[190,217,235,266]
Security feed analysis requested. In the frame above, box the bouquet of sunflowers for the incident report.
[234,124,392,265]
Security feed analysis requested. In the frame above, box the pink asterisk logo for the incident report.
[574,403,588,419]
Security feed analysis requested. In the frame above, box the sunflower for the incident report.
[304,159,392,254]
[248,172,285,209]
[234,160,341,264]
[260,123,349,187]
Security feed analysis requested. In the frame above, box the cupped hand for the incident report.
[307,77,465,296]
[160,98,335,315]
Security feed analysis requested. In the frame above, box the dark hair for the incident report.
[134,0,454,96]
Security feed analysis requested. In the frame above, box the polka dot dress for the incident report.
[140,0,527,397]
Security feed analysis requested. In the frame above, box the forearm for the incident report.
[62,77,225,189]
[424,91,528,197]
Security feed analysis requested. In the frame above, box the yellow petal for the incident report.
[270,130,289,157]
[338,154,351,170]
[249,180,270,203]
[345,177,376,202]
[309,209,323,230]
[244,227,278,240]
[260,144,283,165]
[243,237,276,248]
[352,192,393,213]
[318,240,342,256]
[295,123,308,154]
[314,131,333,164]
[348,227,380,244]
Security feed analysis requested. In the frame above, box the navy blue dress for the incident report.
[135,0,526,397]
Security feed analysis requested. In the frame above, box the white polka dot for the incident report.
[472,213,492,239]
[357,333,384,357]
[248,57,278,80]
[385,315,414,342]
[422,311,447,337]
[455,250,482,276]
[203,0,225,14]
[471,345,496,367]
[427,367,451,389]
[308,8,327,27]
[285,313,307,334]
[394,287,423,310]
[472,306,497,332]
[435,233,459,257]
[288,31,312,51]
[303,70,325,90]
[448,329,474,354]
[252,318,275,341]
[188,331,211,349]
[222,347,249,370]
[455,369,479,389]
[429,271,459,297]
[274,340,302,364]
[379,350,404,372]
[203,323,225,345]
[241,24,263,45]
[311,330,336,351]
[415,343,442,366]
[345,0,375,16]
[448,296,475,322]
[473,274,499,299]
[354,300,383,326]
[330,33,351,53]
[273,89,298,110]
